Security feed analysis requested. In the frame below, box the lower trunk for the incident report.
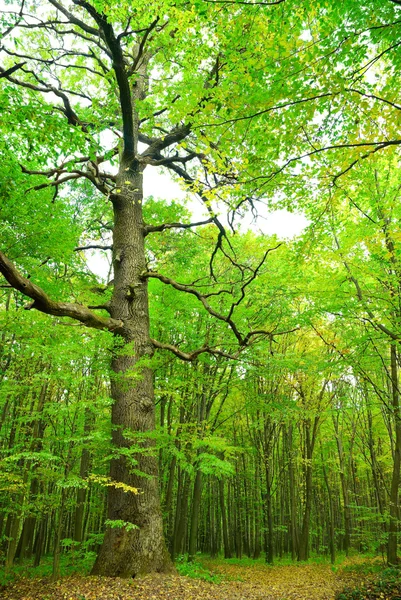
[253,460,261,560]
[6,513,21,569]
[333,414,351,555]
[298,416,317,562]
[91,332,172,577]
[17,514,36,560]
[33,517,46,567]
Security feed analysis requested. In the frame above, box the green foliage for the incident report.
[336,567,401,600]
[175,555,222,584]
[0,552,96,587]
[3,0,401,583]
[104,519,139,532]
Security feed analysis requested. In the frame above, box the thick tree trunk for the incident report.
[91,162,172,577]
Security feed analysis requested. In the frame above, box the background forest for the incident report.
[2,0,401,593]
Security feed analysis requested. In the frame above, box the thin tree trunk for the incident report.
[52,489,66,580]
[253,458,261,560]
[387,343,401,565]
[219,478,231,558]
[321,448,335,564]
[298,417,318,562]
[74,408,92,544]
[332,414,351,555]
[188,468,202,561]
[287,424,298,561]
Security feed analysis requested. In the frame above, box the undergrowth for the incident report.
[336,566,401,600]
[0,551,96,587]
[175,555,222,583]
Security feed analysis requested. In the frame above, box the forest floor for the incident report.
[0,555,392,600]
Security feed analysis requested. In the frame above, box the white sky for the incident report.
[144,167,309,237]
[87,168,308,279]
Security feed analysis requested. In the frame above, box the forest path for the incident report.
[203,558,372,599]
[0,558,376,600]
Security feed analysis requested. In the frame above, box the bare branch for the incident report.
[140,124,191,159]
[144,270,245,343]
[1,0,25,39]
[24,168,114,196]
[74,244,113,251]
[144,218,213,235]
[226,244,281,321]
[0,62,26,78]
[72,0,135,156]
[197,92,333,128]
[139,151,201,167]
[130,17,159,74]
[145,263,290,348]
[48,0,99,36]
[0,64,85,128]
[346,87,401,112]
[151,338,240,361]
[161,158,233,278]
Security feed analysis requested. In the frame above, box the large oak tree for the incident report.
[1,0,401,577]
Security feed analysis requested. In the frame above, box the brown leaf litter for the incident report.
[0,558,377,600]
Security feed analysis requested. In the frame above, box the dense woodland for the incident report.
[2,0,401,587]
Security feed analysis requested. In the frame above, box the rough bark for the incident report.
[91,162,172,577]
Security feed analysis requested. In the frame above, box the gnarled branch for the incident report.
[151,339,240,361]
[0,251,122,332]
[144,218,213,235]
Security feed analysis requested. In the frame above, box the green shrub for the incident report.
[175,555,222,583]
